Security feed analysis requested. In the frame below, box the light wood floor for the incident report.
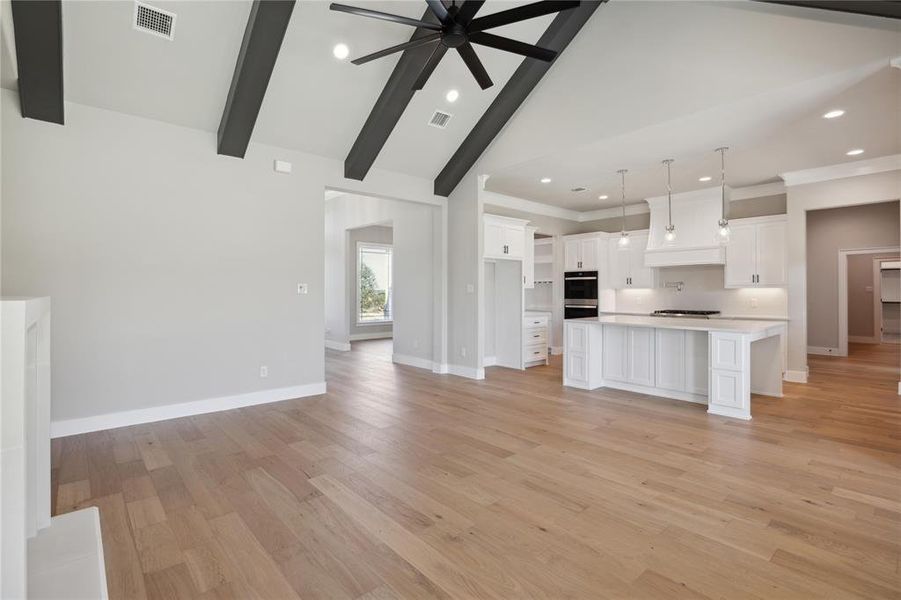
[53,341,901,599]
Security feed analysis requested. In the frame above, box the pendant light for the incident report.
[715,146,730,244]
[662,159,676,244]
[617,169,630,249]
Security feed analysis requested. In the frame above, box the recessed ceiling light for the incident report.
[823,109,845,119]
[333,43,349,60]
[598,194,608,200]
[540,177,552,184]
[445,89,459,103]
[698,176,712,182]
[846,148,864,156]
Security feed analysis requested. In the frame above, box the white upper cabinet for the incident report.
[608,232,657,289]
[523,227,537,288]
[724,216,786,288]
[563,234,601,271]
[483,214,529,261]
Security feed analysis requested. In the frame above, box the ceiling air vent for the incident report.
[133,1,176,41]
[428,110,452,129]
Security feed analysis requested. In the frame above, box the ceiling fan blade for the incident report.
[469,32,557,62]
[352,33,442,65]
[425,0,450,23]
[455,0,485,25]
[457,42,493,89]
[412,43,449,90]
[330,3,442,30]
[469,1,580,32]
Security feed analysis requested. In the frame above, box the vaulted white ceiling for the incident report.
[1,0,898,205]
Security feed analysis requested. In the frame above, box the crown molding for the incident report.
[481,190,584,221]
[731,181,785,200]
[578,203,650,222]
[781,154,901,187]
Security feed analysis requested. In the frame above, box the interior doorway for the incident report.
[838,247,900,356]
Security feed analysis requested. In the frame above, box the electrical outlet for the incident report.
[466,283,474,294]
[259,365,268,378]
[750,297,758,308]
[297,283,308,295]
[460,346,467,358]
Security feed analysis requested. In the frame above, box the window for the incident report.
[357,242,393,324]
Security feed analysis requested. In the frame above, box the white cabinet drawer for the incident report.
[524,327,547,345]
[523,315,548,328]
[523,342,548,362]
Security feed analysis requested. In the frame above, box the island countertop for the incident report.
[568,315,786,334]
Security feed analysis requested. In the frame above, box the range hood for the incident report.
[644,186,730,267]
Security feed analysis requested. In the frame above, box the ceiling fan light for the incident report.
[333,43,350,60]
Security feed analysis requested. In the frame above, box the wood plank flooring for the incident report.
[53,340,901,599]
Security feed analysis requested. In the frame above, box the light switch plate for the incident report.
[274,160,292,174]
[297,283,308,295]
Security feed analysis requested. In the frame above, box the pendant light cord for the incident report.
[617,169,628,234]
[663,159,674,229]
[716,146,728,222]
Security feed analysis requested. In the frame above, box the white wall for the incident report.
[785,168,901,381]
[324,193,440,365]
[347,225,393,339]
[1,91,445,430]
[447,172,483,378]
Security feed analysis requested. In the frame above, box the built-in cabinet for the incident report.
[724,216,787,288]
[523,226,537,288]
[484,214,528,260]
[564,235,601,271]
[608,232,657,289]
[523,313,549,366]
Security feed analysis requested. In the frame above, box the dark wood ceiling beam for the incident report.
[343,6,450,181]
[10,0,64,124]
[434,1,603,197]
[218,0,296,158]
[752,1,901,20]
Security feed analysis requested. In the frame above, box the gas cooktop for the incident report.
[651,310,721,319]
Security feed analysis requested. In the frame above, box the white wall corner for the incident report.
[325,339,351,352]
[447,364,485,380]
[49,382,327,438]
[784,369,808,384]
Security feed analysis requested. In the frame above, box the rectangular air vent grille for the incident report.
[428,110,452,129]
[134,2,176,40]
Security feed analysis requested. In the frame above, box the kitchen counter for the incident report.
[599,311,789,322]
[573,315,786,335]
[564,316,787,420]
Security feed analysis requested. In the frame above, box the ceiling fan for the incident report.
[330,1,580,90]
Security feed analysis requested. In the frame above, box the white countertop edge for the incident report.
[599,311,789,322]
[568,315,787,334]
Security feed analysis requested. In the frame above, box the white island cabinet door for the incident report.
[684,330,709,395]
[564,323,589,387]
[627,327,656,387]
[655,329,685,392]
[755,221,786,286]
[602,324,628,382]
[725,224,756,288]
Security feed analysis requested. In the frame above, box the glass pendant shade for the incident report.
[664,225,676,243]
[618,231,630,247]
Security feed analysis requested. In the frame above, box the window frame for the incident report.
[355,241,393,326]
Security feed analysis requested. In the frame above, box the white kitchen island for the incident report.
[563,315,787,420]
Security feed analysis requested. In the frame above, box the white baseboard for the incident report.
[807,346,840,356]
[550,346,563,356]
[432,363,449,374]
[325,339,351,352]
[392,353,433,371]
[483,355,497,367]
[848,336,879,344]
[50,382,327,438]
[447,364,485,380]
[350,332,393,341]
[784,369,808,384]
